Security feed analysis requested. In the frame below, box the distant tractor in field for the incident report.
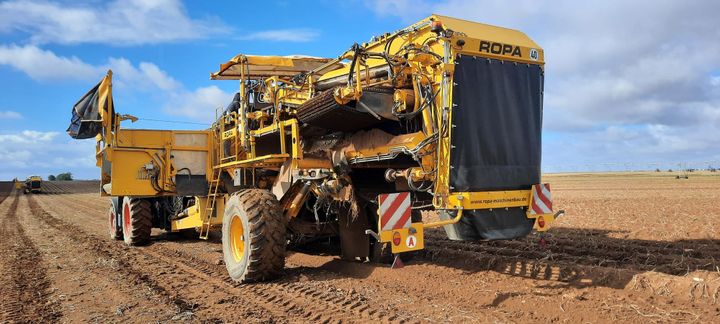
[13,178,24,191]
[24,176,42,194]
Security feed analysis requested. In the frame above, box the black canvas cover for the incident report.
[67,82,103,139]
[440,209,534,241]
[449,56,543,191]
[443,56,544,241]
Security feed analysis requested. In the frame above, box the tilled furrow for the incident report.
[546,235,720,260]
[471,229,720,259]
[152,244,407,323]
[59,194,107,210]
[37,193,408,322]
[425,231,719,275]
[26,195,228,322]
[420,244,590,283]
[0,194,62,323]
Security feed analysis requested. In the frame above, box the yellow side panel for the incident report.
[530,214,555,232]
[110,149,160,196]
[116,129,173,149]
[379,223,425,254]
[171,210,203,231]
[446,190,531,209]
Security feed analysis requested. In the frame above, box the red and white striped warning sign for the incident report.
[379,192,412,231]
[530,183,553,215]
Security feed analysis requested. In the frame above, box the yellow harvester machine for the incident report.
[68,15,557,282]
[24,176,42,194]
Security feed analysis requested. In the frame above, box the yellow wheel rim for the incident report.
[230,215,245,262]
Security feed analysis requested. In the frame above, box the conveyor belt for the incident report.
[296,88,394,132]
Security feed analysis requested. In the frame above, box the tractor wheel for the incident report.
[222,189,286,283]
[121,197,152,246]
[108,197,123,240]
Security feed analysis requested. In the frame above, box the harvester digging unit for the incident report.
[68,15,556,282]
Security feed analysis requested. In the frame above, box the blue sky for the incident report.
[1,0,719,179]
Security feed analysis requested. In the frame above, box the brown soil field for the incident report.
[1,174,719,323]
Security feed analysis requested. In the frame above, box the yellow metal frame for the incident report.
[101,129,212,196]
[446,190,531,210]
[378,223,425,253]
[171,196,225,231]
[526,184,556,232]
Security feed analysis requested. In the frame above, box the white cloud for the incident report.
[0,44,181,92]
[0,0,226,45]
[712,76,720,87]
[0,130,58,143]
[543,123,720,171]
[0,44,98,81]
[0,130,99,180]
[164,86,234,122]
[107,57,181,91]
[0,43,233,124]
[0,111,22,120]
[239,29,320,42]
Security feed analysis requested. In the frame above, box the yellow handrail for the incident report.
[422,209,463,229]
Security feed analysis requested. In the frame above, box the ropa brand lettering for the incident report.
[479,41,522,57]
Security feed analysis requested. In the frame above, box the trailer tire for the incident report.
[122,197,152,246]
[109,197,123,240]
[222,189,286,283]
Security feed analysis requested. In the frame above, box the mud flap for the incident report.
[338,210,371,261]
[440,209,534,241]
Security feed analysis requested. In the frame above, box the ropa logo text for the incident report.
[479,41,522,57]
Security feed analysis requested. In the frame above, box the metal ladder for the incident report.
[199,169,221,240]
[199,122,223,240]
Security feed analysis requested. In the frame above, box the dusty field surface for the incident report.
[1,174,719,323]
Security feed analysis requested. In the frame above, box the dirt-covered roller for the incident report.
[67,14,558,283]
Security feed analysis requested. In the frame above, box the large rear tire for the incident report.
[109,197,123,240]
[122,197,152,246]
[222,189,286,283]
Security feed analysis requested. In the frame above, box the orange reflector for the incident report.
[392,231,401,246]
[537,216,546,228]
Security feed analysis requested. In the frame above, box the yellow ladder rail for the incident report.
[199,124,223,240]
[199,173,221,240]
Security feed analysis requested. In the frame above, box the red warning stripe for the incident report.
[379,192,412,231]
[530,183,553,214]
[537,183,552,211]
[380,192,407,226]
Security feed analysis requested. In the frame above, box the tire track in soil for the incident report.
[148,244,409,323]
[50,192,701,309]
[38,193,409,323]
[0,182,14,205]
[0,193,62,323]
[31,194,370,323]
[26,195,262,323]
